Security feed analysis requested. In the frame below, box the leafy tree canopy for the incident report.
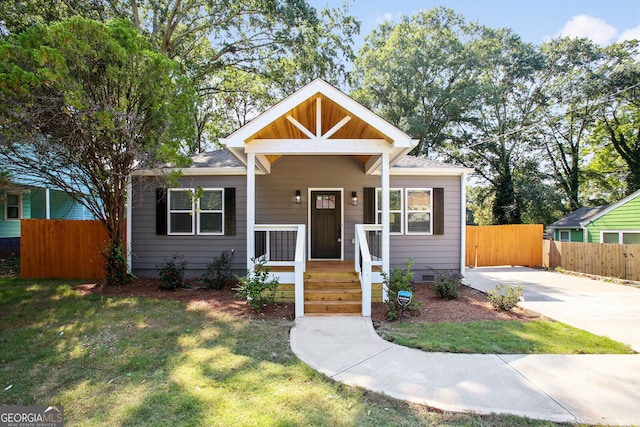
[0,17,196,284]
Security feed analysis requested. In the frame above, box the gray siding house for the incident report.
[130,79,471,317]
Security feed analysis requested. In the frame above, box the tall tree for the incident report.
[1,0,360,153]
[536,37,604,212]
[451,27,545,224]
[0,17,196,284]
[350,7,481,155]
[593,40,640,194]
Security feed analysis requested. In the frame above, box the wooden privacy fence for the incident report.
[21,219,108,279]
[543,240,640,281]
[466,224,543,267]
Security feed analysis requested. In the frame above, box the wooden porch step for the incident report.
[304,288,362,301]
[304,300,362,314]
[304,281,361,290]
[304,269,363,315]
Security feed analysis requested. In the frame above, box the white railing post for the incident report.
[355,224,373,316]
[294,224,306,318]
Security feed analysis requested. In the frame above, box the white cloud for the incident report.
[558,14,618,45]
[618,26,640,42]
[375,12,394,25]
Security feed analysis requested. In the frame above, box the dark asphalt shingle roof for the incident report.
[548,206,608,228]
[189,149,467,171]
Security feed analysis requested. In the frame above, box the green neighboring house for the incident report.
[1,181,93,257]
[547,189,640,244]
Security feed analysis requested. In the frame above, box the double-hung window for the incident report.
[167,188,225,235]
[376,189,403,234]
[374,188,433,234]
[168,189,195,235]
[198,189,224,235]
[602,231,640,244]
[5,193,21,220]
[406,188,432,234]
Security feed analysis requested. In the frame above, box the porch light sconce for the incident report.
[351,191,358,206]
[295,190,301,204]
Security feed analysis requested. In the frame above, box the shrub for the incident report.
[103,240,128,287]
[383,259,418,321]
[234,258,279,311]
[157,253,186,290]
[201,250,234,290]
[434,271,462,300]
[487,284,523,311]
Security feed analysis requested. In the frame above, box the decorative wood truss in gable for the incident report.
[221,79,417,174]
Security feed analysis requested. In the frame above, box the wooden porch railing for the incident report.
[253,224,306,317]
[355,224,384,316]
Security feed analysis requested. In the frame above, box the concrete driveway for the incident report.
[464,266,640,352]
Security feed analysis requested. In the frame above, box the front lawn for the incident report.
[0,278,576,426]
[377,320,634,354]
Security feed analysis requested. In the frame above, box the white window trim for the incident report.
[4,192,22,221]
[405,188,433,235]
[197,188,224,235]
[375,188,403,235]
[558,230,571,242]
[168,188,195,236]
[601,230,640,244]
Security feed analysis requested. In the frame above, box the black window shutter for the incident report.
[363,187,376,224]
[156,188,167,235]
[433,187,444,235]
[224,187,236,236]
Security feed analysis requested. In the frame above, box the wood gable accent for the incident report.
[221,79,417,174]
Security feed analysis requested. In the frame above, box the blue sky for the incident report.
[308,0,640,48]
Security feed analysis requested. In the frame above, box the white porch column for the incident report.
[381,151,390,300]
[460,173,467,276]
[247,153,256,270]
[45,188,50,219]
[126,177,133,273]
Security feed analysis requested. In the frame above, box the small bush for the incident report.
[103,240,128,287]
[383,259,419,321]
[201,250,234,290]
[434,271,462,300]
[487,284,523,311]
[157,253,186,290]
[234,258,279,311]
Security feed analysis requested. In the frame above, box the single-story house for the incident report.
[547,189,640,244]
[129,79,472,317]
[0,181,93,257]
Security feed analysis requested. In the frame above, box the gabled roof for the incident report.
[583,189,640,225]
[220,78,418,174]
[547,206,608,229]
[548,189,640,229]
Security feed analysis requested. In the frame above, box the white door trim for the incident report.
[307,188,344,260]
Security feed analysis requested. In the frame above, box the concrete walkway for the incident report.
[290,267,640,425]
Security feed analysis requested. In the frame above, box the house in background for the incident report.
[0,180,93,257]
[129,79,472,317]
[547,189,640,244]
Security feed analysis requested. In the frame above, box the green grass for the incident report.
[377,320,635,354]
[1,278,577,426]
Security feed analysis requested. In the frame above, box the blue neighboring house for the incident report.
[0,179,94,257]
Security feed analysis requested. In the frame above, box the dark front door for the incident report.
[311,191,341,259]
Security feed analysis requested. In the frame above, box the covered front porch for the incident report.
[253,225,384,317]
[220,79,417,318]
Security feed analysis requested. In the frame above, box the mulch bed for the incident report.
[74,278,543,323]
